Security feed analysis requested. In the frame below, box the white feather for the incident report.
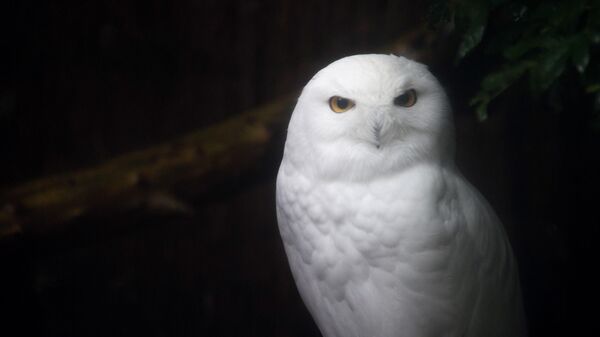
[276,54,527,337]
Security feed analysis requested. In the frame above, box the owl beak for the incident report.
[373,123,382,149]
[371,109,388,149]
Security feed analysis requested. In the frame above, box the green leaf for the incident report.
[503,36,559,60]
[570,36,590,73]
[531,1,586,31]
[481,62,532,92]
[457,24,486,60]
[529,46,569,94]
[504,38,540,60]
[586,84,600,93]
[470,62,532,120]
[455,2,491,61]
[471,95,491,121]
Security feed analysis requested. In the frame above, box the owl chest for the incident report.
[277,174,437,274]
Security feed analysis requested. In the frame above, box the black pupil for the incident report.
[394,93,410,106]
[336,98,349,109]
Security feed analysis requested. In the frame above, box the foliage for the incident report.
[431,0,600,121]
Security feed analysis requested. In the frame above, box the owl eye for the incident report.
[329,96,355,113]
[393,89,417,107]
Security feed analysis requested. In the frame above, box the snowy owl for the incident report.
[275,54,527,337]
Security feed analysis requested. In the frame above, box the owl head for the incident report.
[283,54,455,181]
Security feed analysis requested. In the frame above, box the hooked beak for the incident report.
[373,123,382,149]
[371,110,386,149]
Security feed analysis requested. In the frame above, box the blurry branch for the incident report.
[0,96,294,240]
[0,25,448,242]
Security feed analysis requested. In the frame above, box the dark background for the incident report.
[1,1,598,336]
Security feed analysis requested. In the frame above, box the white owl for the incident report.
[275,54,527,337]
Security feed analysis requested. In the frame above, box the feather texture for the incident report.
[276,54,527,337]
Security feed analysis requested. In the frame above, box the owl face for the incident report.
[284,54,455,180]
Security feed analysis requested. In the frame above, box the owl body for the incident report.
[276,55,526,337]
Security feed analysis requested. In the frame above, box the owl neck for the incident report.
[283,130,455,183]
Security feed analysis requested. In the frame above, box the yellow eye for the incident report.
[393,89,417,107]
[329,96,355,113]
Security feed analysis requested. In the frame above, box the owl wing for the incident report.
[452,174,528,337]
[359,170,527,337]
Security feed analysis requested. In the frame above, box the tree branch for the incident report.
[0,96,294,240]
